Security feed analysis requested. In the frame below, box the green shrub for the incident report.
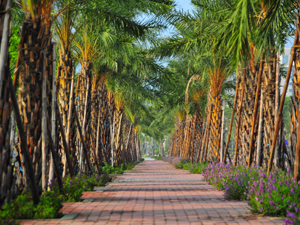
[189,162,208,174]
[0,192,62,220]
[0,219,19,225]
[151,155,162,160]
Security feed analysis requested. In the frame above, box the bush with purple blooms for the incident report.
[201,162,300,221]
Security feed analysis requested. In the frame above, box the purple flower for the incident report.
[284,219,293,225]
[287,211,296,220]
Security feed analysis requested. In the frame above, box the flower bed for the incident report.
[164,156,300,224]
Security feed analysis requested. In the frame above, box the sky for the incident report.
[161,0,194,37]
[176,0,194,12]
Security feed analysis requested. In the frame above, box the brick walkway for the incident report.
[21,160,285,225]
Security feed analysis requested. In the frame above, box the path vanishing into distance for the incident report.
[21,159,285,225]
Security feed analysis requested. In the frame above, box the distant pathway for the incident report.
[21,160,284,224]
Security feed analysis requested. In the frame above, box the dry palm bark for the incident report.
[0,0,15,207]
[207,66,226,163]
[261,57,277,167]
[17,3,54,189]
[192,107,203,163]
[77,64,92,171]
[237,66,259,165]
[59,49,73,176]
[98,81,110,163]
[182,116,192,158]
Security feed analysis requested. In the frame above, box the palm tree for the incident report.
[17,0,55,191]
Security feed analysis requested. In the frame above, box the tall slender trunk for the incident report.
[256,89,264,166]
[65,69,75,173]
[234,78,246,166]
[0,0,11,96]
[0,0,14,207]
[223,72,240,163]
[80,78,90,171]
[268,30,298,174]
[48,43,56,188]
[220,100,225,162]
[274,51,280,167]
[248,60,263,167]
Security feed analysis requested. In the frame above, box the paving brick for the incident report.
[20,160,286,225]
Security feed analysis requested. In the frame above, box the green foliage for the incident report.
[151,155,162,160]
[189,162,208,174]
[101,162,139,175]
[0,219,19,225]
[9,26,20,76]
[164,156,208,173]
[0,192,62,220]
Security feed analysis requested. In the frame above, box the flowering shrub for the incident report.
[202,162,254,200]
[201,163,300,220]
[284,210,300,224]
[247,168,300,217]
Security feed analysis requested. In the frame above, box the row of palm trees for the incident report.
[0,0,175,206]
[164,0,300,179]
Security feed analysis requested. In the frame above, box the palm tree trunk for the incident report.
[56,103,74,177]
[234,79,245,166]
[201,104,213,162]
[74,108,92,173]
[207,90,222,163]
[79,78,90,171]
[9,76,39,205]
[248,60,263,168]
[268,28,298,175]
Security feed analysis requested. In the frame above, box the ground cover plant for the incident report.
[102,161,139,175]
[151,155,163,160]
[0,191,62,220]
[164,156,300,224]
[202,162,300,224]
[163,156,208,174]
[0,171,111,220]
[0,161,139,220]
